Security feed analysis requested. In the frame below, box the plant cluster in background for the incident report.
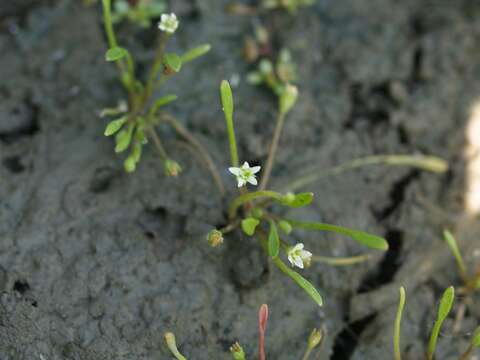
[394,286,480,360]
[165,304,323,360]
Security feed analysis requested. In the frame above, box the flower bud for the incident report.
[229,342,246,360]
[278,220,292,235]
[207,229,223,247]
[279,84,298,115]
[164,159,182,177]
[307,328,323,350]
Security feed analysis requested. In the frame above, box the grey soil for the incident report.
[1,0,480,359]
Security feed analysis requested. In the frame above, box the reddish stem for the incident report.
[258,304,269,360]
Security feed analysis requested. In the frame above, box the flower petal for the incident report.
[250,166,261,174]
[248,177,258,186]
[228,167,241,176]
[242,161,250,169]
[294,256,304,269]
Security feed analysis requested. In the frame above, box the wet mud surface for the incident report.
[1,0,480,359]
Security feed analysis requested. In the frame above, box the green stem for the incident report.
[147,127,168,160]
[144,33,169,103]
[259,111,286,190]
[229,190,284,219]
[101,0,118,48]
[101,0,126,75]
[301,348,313,360]
[312,254,371,266]
[284,155,448,192]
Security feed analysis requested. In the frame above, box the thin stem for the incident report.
[161,113,226,195]
[229,190,284,219]
[147,127,168,160]
[301,348,313,360]
[284,155,448,192]
[101,0,118,48]
[458,345,473,360]
[259,111,286,190]
[144,33,169,103]
[101,0,126,74]
[312,254,371,266]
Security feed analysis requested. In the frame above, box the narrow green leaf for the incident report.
[241,217,259,236]
[287,220,388,251]
[427,286,455,360]
[394,287,406,360]
[220,80,238,167]
[105,46,128,61]
[163,53,182,73]
[181,44,211,64]
[268,221,279,258]
[273,257,323,306]
[472,327,480,347]
[221,80,234,124]
[443,230,467,279]
[150,94,178,116]
[280,192,314,207]
[104,116,127,136]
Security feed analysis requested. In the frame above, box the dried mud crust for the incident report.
[0,0,479,359]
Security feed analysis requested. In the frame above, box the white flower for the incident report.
[228,161,261,188]
[287,243,312,269]
[158,13,179,34]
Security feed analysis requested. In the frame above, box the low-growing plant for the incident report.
[100,0,224,192]
[206,80,392,306]
[394,286,480,360]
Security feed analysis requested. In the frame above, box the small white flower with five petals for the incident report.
[228,161,261,188]
[158,13,179,34]
[287,243,312,269]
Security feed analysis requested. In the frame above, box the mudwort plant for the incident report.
[206,79,393,307]
[100,0,223,192]
[394,286,480,360]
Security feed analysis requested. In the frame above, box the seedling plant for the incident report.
[394,286,480,360]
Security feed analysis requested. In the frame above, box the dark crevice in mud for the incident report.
[397,124,410,146]
[344,81,397,130]
[13,280,30,295]
[373,170,419,222]
[410,46,424,85]
[358,229,404,294]
[89,166,117,193]
[408,15,427,86]
[2,156,25,174]
[331,313,377,360]
[0,97,40,144]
